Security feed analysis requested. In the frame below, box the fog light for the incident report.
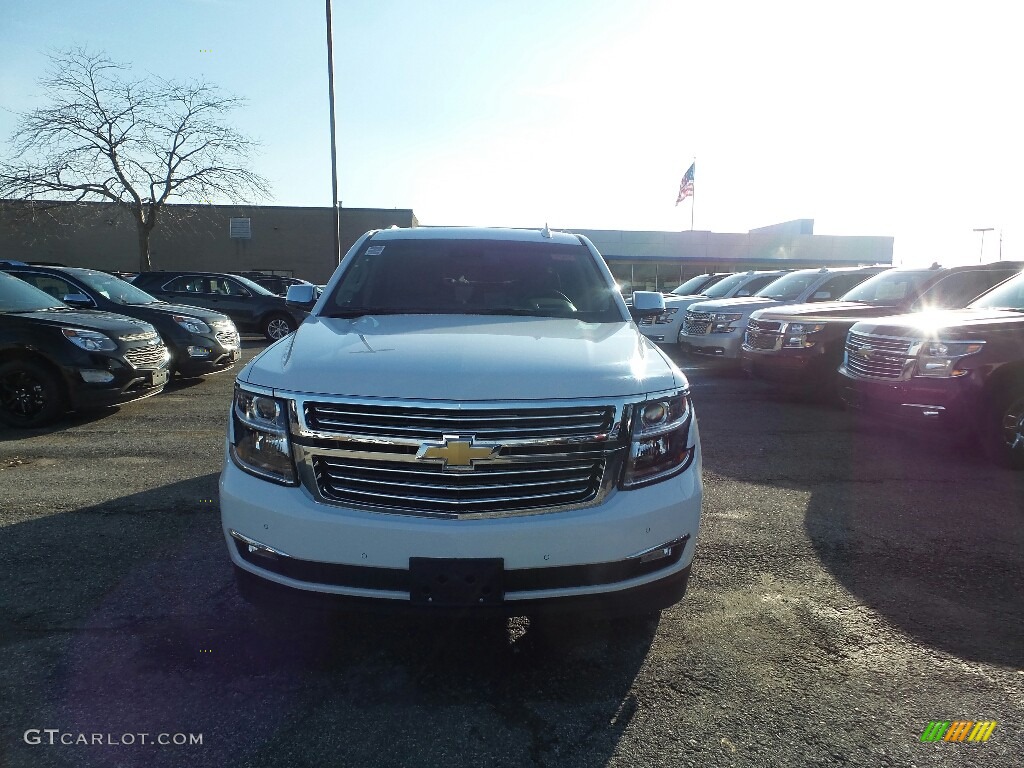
[80,369,115,383]
[187,346,212,357]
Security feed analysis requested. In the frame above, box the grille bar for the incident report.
[313,456,603,515]
[304,403,615,440]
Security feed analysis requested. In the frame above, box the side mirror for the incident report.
[811,291,831,301]
[286,283,318,312]
[629,290,666,320]
[62,293,95,308]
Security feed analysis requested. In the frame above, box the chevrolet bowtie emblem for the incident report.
[416,435,502,471]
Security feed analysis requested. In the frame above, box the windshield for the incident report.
[0,271,67,312]
[754,271,823,301]
[839,270,935,304]
[325,239,625,322]
[702,273,754,299]
[70,268,160,305]
[967,272,1024,310]
[230,274,277,296]
[671,274,713,295]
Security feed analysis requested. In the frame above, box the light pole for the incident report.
[326,0,341,266]
[973,227,994,263]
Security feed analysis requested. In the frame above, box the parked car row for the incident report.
[663,262,1024,469]
[0,269,243,427]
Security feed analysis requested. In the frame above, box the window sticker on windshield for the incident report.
[365,245,385,255]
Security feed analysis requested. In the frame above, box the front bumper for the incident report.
[678,333,742,359]
[63,350,171,409]
[219,439,703,615]
[741,346,824,383]
[837,367,979,431]
[170,327,241,376]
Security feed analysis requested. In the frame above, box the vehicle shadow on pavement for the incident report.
[697,370,1024,669]
[0,474,658,768]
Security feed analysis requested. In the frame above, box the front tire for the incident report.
[986,383,1024,470]
[0,360,67,428]
[262,313,296,341]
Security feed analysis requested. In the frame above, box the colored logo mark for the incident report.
[920,721,997,742]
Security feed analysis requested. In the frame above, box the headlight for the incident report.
[782,322,826,348]
[173,315,212,334]
[710,313,744,333]
[914,340,985,378]
[61,328,117,351]
[621,391,695,488]
[229,385,296,485]
[653,308,679,324]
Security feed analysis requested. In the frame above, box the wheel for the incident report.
[262,313,296,341]
[986,384,1024,470]
[0,360,67,428]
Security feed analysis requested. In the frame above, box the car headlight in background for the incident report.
[230,384,296,485]
[782,322,826,348]
[173,315,212,335]
[653,307,679,324]
[61,328,117,351]
[915,340,985,378]
[710,313,744,333]
[621,391,695,488]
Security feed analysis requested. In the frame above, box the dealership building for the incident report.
[0,200,893,289]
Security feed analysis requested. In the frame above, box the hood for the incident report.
[14,307,157,337]
[688,297,779,313]
[125,302,230,324]
[241,314,683,400]
[663,293,712,309]
[852,309,1024,338]
[751,300,905,322]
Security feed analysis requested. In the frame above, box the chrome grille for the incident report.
[844,332,913,380]
[747,319,782,333]
[684,311,712,336]
[215,329,240,348]
[313,456,604,516]
[119,330,158,343]
[123,344,169,369]
[744,330,780,351]
[303,403,616,441]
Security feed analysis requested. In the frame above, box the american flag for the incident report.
[675,162,695,205]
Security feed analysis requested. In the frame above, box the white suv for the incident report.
[678,266,886,360]
[220,227,703,617]
[640,270,788,344]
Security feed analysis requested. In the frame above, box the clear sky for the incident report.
[2,0,1021,266]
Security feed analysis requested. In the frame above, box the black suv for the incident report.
[741,262,1024,394]
[838,269,1024,468]
[2,265,240,377]
[132,271,305,341]
[0,272,171,427]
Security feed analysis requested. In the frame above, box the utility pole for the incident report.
[973,227,994,263]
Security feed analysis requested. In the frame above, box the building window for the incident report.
[229,218,251,239]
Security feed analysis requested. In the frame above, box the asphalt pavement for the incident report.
[1,340,1021,767]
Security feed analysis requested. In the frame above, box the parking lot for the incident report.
[1,339,1022,768]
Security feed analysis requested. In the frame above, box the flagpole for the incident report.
[690,157,695,231]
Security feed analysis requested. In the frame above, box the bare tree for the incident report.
[0,48,270,271]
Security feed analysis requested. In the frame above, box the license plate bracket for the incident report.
[150,369,169,387]
[409,557,504,606]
